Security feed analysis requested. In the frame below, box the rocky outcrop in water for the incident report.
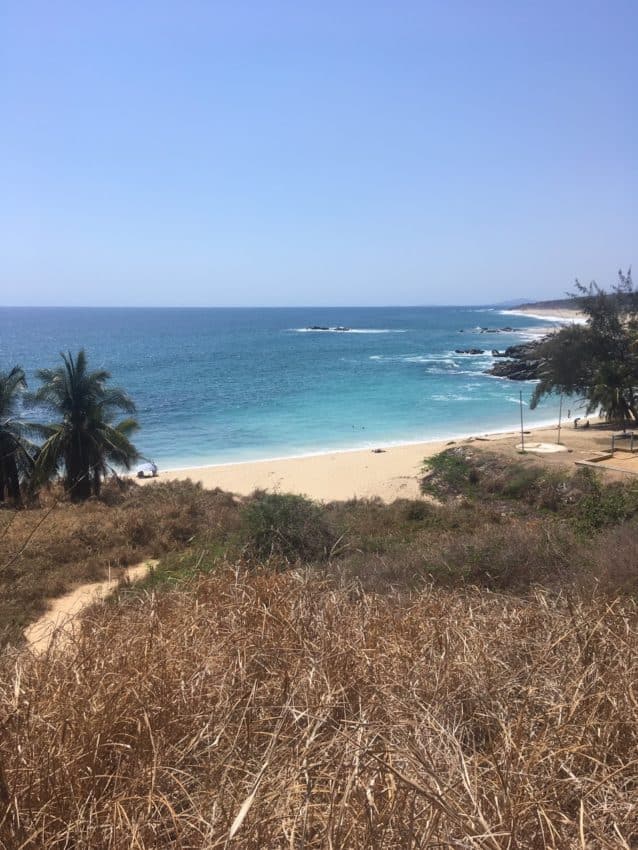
[486,341,542,380]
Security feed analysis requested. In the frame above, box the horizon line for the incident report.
[0,301,545,310]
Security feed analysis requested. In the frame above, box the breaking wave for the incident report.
[291,327,406,334]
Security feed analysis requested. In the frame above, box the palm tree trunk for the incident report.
[67,434,91,501]
[69,468,91,502]
[92,468,101,498]
[6,458,21,506]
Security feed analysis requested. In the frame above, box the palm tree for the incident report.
[33,350,140,501]
[0,366,36,505]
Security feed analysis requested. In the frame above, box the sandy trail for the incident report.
[25,560,158,654]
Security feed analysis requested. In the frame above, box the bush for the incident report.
[240,492,334,563]
[574,484,631,535]
[402,500,432,521]
[500,466,545,499]
[421,450,476,497]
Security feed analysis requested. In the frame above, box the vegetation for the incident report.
[0,366,36,505]
[1,569,636,848]
[0,350,141,503]
[0,442,637,845]
[0,479,238,645]
[33,350,140,500]
[531,268,638,422]
[240,491,335,563]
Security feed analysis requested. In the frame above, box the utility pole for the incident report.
[557,394,563,445]
[519,391,525,453]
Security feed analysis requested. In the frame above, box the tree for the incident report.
[33,350,140,501]
[531,269,638,423]
[0,366,37,505]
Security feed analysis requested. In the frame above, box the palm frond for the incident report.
[113,416,140,437]
[32,426,68,487]
[0,365,27,419]
[101,388,137,414]
[97,421,140,469]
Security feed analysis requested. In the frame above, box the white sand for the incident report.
[25,560,157,654]
[152,442,449,502]
[143,422,593,503]
[501,307,587,324]
[516,442,569,454]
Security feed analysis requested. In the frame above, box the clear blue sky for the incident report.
[1,1,636,306]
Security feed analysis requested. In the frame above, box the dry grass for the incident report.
[0,480,239,645]
[1,568,636,848]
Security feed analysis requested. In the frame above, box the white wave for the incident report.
[431,394,475,402]
[349,328,406,333]
[370,353,460,365]
[453,351,495,358]
[291,327,406,334]
[517,327,553,341]
[406,356,459,367]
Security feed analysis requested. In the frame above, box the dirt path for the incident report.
[24,560,158,654]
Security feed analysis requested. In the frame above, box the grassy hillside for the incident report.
[0,480,239,645]
[1,450,637,847]
[2,570,637,848]
[519,296,576,310]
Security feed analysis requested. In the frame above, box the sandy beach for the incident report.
[145,419,614,502]
[505,306,587,322]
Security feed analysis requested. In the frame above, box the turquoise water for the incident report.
[0,306,567,469]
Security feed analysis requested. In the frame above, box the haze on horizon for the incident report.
[1,1,636,308]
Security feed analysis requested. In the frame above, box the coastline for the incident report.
[156,414,562,474]
[500,306,587,323]
[144,416,606,502]
[128,305,589,498]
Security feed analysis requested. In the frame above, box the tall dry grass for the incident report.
[1,568,636,848]
[0,480,239,645]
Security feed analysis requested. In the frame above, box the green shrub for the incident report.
[402,500,432,521]
[498,466,572,511]
[500,466,545,499]
[574,485,631,535]
[240,492,334,563]
[421,450,476,497]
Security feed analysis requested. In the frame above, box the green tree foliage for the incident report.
[0,366,37,505]
[33,350,140,501]
[531,269,638,422]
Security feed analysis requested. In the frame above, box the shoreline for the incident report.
[500,307,587,323]
[134,308,589,501]
[141,416,603,503]
[156,415,562,475]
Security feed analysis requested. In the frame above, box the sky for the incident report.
[1,1,636,307]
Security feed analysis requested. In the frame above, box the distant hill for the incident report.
[491,297,534,308]
[519,297,575,310]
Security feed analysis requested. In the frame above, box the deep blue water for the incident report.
[0,306,567,468]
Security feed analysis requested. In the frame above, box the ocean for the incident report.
[0,306,568,469]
